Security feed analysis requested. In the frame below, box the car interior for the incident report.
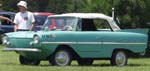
[82,19,97,31]
[80,19,111,31]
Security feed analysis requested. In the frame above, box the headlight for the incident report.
[2,35,9,44]
[33,36,40,44]
[30,35,40,45]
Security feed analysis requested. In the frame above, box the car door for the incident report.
[76,31,100,52]
[75,19,103,58]
[75,18,112,58]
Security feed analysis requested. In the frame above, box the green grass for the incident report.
[1,46,150,71]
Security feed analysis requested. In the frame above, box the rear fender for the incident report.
[118,29,149,35]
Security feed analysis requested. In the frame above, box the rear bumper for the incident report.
[3,47,41,52]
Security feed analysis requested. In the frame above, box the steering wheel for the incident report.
[63,26,73,31]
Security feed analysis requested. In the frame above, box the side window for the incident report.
[80,19,111,31]
[1,15,13,25]
[81,19,97,31]
[93,19,111,31]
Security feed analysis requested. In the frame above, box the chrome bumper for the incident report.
[3,48,41,52]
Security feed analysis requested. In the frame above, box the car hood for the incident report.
[5,31,57,38]
[5,31,37,38]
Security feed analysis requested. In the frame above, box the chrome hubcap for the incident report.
[55,51,69,66]
[115,52,126,66]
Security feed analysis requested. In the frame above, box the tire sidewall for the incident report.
[19,55,40,65]
[111,51,127,66]
[50,49,72,66]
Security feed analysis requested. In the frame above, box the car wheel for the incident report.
[77,59,93,66]
[49,49,72,66]
[19,55,40,65]
[0,29,5,44]
[0,34,2,44]
[110,51,127,66]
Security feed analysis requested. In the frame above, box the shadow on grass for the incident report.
[38,63,149,67]
[127,64,142,66]
[1,63,149,67]
[0,62,19,66]
[70,64,142,67]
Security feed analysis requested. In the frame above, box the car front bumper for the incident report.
[3,47,41,52]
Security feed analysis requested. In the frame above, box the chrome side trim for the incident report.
[42,42,99,45]
[3,48,41,52]
[77,42,100,45]
[42,41,146,45]
[103,42,146,45]
[42,42,77,44]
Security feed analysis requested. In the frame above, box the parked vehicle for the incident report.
[2,13,149,66]
[0,11,15,33]
[0,12,53,33]
[0,11,15,43]
[33,12,54,30]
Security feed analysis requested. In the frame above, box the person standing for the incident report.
[14,1,35,32]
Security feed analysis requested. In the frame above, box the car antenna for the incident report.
[112,0,115,20]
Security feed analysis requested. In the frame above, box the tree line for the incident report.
[1,0,150,29]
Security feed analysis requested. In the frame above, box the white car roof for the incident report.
[48,13,120,31]
[49,13,112,20]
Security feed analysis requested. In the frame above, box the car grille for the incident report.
[9,38,32,48]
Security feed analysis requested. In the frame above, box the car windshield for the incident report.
[42,17,78,31]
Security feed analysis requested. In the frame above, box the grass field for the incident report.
[1,45,150,71]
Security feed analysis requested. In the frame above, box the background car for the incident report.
[0,11,15,43]
[33,12,54,31]
[0,11,15,33]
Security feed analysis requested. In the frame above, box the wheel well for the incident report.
[112,49,139,57]
[54,44,80,60]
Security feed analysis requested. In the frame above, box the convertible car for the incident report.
[2,13,149,66]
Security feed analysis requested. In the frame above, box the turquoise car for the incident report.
[2,13,149,66]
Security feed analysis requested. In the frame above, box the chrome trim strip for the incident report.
[77,42,99,45]
[103,42,146,45]
[42,41,146,45]
[42,42,99,45]
[42,42,77,44]
[3,48,41,52]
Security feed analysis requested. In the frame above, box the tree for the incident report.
[1,0,19,12]
[114,0,148,28]
[1,0,37,12]
[46,0,70,13]
[35,0,49,12]
[1,0,150,29]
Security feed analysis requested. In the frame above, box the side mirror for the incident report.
[44,26,49,31]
